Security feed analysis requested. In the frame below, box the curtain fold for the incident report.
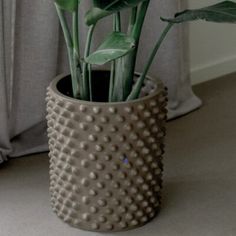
[0,0,202,162]
[0,0,12,162]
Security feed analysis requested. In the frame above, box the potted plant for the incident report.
[46,0,236,232]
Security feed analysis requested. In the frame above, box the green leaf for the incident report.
[93,0,147,11]
[86,0,148,25]
[85,8,111,26]
[161,1,236,24]
[85,32,135,65]
[55,0,79,11]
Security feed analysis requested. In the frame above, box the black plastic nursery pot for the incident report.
[46,71,168,232]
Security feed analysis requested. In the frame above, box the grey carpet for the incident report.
[1,74,236,236]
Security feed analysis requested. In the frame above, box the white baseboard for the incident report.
[190,56,236,85]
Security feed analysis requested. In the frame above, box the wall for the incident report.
[188,0,236,84]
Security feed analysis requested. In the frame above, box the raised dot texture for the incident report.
[96,163,105,170]
[115,199,121,206]
[105,173,113,180]
[89,172,98,180]
[116,115,125,122]
[113,215,121,222]
[118,172,126,179]
[97,182,105,189]
[89,189,97,196]
[144,111,151,118]
[137,140,145,147]
[98,199,107,207]
[143,130,151,137]
[125,196,134,204]
[124,107,133,113]
[80,142,88,150]
[93,107,101,114]
[131,151,138,158]
[95,145,103,152]
[79,123,88,130]
[137,121,145,129]
[120,222,127,228]
[103,136,111,143]
[142,201,149,207]
[104,155,112,161]
[82,213,90,221]
[94,125,103,132]
[152,108,159,114]
[88,134,97,142]
[150,100,157,107]
[125,180,132,187]
[136,159,144,166]
[79,105,87,112]
[125,213,134,220]
[130,132,139,140]
[131,220,139,226]
[131,114,139,121]
[117,135,126,142]
[91,223,99,230]
[141,216,148,223]
[90,206,98,213]
[110,145,118,152]
[82,196,90,205]
[108,107,117,114]
[89,153,97,161]
[99,216,107,223]
[119,206,127,213]
[105,208,113,214]
[106,224,113,230]
[138,104,145,110]
[124,124,132,131]
[81,178,89,187]
[112,164,120,170]
[131,187,138,194]
[149,118,156,124]
[110,126,118,133]
[81,159,89,168]
[100,116,109,123]
[105,191,113,197]
[136,211,144,217]
[46,76,167,232]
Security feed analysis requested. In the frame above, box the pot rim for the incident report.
[49,71,165,106]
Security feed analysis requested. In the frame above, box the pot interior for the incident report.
[57,70,110,102]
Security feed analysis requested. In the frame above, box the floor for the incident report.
[1,74,236,236]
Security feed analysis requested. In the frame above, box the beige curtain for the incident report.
[0,0,202,163]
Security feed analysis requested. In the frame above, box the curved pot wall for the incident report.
[46,73,167,232]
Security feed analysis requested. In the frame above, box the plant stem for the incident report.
[131,1,150,40]
[55,4,73,48]
[72,10,82,74]
[55,4,79,98]
[127,22,174,101]
[83,25,95,101]
[72,7,83,98]
[128,7,138,34]
[109,13,121,102]
[88,64,93,101]
[72,9,80,60]
[115,12,121,31]
[112,1,150,102]
[109,63,115,102]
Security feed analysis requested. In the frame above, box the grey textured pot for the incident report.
[46,72,167,232]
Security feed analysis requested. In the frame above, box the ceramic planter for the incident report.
[46,71,167,232]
